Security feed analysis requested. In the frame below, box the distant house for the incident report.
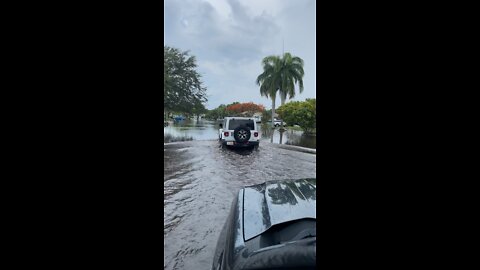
[237,111,263,122]
[253,112,262,123]
[238,111,262,117]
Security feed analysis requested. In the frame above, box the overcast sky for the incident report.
[164,0,316,110]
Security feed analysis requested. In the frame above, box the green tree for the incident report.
[205,104,227,120]
[256,52,304,128]
[164,46,207,116]
[276,98,316,134]
[216,104,227,119]
[262,109,272,121]
[192,100,208,121]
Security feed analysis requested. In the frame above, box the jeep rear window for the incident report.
[228,119,254,130]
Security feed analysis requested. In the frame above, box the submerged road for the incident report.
[164,140,316,270]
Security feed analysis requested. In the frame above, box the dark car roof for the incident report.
[243,178,316,241]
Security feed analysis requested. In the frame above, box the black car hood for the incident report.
[243,178,316,241]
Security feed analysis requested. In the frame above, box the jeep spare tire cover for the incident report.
[233,125,251,143]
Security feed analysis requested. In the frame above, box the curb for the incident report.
[163,141,192,146]
[275,144,316,154]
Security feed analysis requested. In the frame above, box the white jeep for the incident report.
[218,117,260,148]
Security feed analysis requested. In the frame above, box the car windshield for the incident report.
[228,119,254,130]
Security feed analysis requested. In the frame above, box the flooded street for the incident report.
[164,140,316,270]
[164,119,316,149]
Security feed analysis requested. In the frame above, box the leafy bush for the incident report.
[262,109,272,121]
[276,98,316,133]
[205,104,228,120]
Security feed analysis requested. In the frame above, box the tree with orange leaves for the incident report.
[225,102,265,116]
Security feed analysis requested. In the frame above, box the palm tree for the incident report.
[256,53,304,128]
[256,56,282,128]
[277,53,304,129]
[278,53,304,106]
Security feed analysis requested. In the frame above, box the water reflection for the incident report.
[164,119,219,142]
[295,181,317,201]
[259,124,316,149]
[267,183,298,205]
[284,132,316,149]
[266,179,317,205]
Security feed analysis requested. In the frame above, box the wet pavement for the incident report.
[164,119,316,149]
[164,140,316,270]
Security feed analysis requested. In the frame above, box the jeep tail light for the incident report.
[224,132,229,137]
[254,132,258,137]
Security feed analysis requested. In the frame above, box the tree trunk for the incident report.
[271,96,276,129]
[280,94,286,129]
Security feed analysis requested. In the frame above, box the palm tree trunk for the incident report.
[280,94,286,129]
[271,97,276,129]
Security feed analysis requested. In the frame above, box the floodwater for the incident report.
[164,140,316,270]
[164,119,316,149]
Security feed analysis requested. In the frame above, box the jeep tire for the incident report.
[233,125,251,143]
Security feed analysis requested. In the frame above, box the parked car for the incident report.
[173,115,185,121]
[218,117,260,148]
[212,178,316,270]
[267,118,284,127]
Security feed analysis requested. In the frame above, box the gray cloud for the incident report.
[165,0,316,109]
